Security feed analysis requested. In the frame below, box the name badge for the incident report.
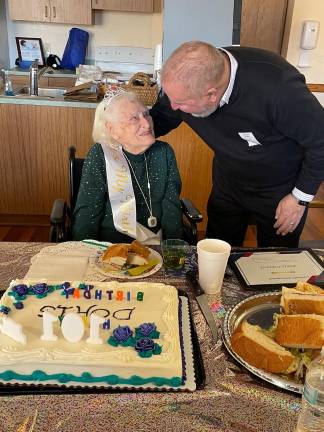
[238,132,261,147]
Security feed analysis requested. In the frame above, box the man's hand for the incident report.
[274,194,306,236]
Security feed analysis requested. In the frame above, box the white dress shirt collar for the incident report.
[219,48,238,107]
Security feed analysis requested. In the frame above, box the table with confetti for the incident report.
[0,242,320,432]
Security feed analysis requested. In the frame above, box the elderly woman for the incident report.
[72,91,183,244]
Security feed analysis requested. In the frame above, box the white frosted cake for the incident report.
[0,280,193,390]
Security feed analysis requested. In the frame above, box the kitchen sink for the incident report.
[13,87,66,99]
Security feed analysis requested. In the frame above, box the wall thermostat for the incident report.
[300,20,320,50]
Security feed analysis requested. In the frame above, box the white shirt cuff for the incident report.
[291,188,314,202]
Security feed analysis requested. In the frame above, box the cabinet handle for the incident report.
[45,5,48,18]
[53,6,56,18]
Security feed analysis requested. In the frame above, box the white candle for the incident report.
[61,313,84,343]
[0,316,27,345]
[86,314,105,345]
[40,311,58,341]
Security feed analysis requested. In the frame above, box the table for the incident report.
[0,241,314,432]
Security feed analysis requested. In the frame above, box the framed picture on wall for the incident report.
[16,37,46,66]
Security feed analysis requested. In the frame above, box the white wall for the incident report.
[283,0,324,83]
[0,0,9,68]
[5,0,162,67]
[163,0,234,60]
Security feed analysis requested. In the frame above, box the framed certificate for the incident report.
[16,37,46,66]
[229,248,324,290]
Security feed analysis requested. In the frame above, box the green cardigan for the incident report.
[72,140,183,242]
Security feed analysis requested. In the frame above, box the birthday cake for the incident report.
[0,280,195,390]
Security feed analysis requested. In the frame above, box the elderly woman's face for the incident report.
[107,99,155,154]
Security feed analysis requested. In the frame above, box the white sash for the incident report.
[100,143,161,245]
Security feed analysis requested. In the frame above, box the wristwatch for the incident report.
[297,200,309,207]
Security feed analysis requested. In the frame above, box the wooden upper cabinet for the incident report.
[8,0,51,22]
[50,0,92,24]
[92,0,154,13]
[8,0,93,25]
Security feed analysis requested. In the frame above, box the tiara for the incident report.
[103,85,127,107]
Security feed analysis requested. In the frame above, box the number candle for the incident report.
[0,316,27,345]
[86,314,105,344]
[61,313,85,343]
[40,311,58,341]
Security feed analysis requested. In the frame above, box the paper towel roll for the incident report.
[153,43,162,74]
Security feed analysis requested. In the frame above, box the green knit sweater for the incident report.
[72,140,183,242]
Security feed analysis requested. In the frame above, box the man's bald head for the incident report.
[161,41,225,97]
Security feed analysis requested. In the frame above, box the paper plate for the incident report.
[95,247,163,279]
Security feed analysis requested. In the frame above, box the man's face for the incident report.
[107,100,155,154]
[162,81,219,117]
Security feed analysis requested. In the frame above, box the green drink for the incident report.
[162,239,188,270]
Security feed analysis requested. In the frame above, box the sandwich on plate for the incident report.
[99,240,156,275]
[100,243,130,269]
[275,314,324,349]
[231,321,299,374]
[230,281,324,379]
[127,240,150,266]
[280,286,324,315]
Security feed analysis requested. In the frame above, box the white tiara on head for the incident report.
[103,85,127,107]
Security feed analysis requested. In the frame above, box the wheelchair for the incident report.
[50,146,203,245]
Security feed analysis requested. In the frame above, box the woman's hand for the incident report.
[274,194,306,236]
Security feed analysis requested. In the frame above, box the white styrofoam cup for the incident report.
[197,239,231,294]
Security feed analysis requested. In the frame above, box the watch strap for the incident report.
[298,200,309,207]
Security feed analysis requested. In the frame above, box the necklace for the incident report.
[123,151,157,228]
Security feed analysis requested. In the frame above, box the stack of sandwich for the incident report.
[99,240,151,270]
[231,281,324,377]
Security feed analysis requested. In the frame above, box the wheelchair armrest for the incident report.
[50,199,66,224]
[309,200,324,208]
[180,198,203,223]
[49,199,69,243]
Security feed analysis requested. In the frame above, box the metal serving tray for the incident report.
[222,292,303,395]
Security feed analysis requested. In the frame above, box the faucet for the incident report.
[29,60,54,96]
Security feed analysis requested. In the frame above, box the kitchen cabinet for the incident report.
[0,102,212,231]
[47,76,76,87]
[8,0,92,25]
[9,74,76,89]
[9,75,48,88]
[0,103,94,215]
[92,0,154,13]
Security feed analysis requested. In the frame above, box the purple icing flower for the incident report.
[138,323,156,337]
[113,326,133,342]
[31,283,49,295]
[12,284,28,296]
[62,282,70,290]
[135,338,155,353]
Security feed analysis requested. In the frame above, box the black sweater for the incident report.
[150,47,324,196]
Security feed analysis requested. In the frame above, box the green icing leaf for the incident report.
[153,344,162,355]
[139,350,153,358]
[108,336,118,347]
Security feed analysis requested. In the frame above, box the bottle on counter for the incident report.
[295,347,324,432]
[1,69,14,96]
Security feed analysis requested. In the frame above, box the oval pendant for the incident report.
[148,216,157,228]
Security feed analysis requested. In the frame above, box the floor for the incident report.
[0,184,323,245]
[0,209,322,246]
